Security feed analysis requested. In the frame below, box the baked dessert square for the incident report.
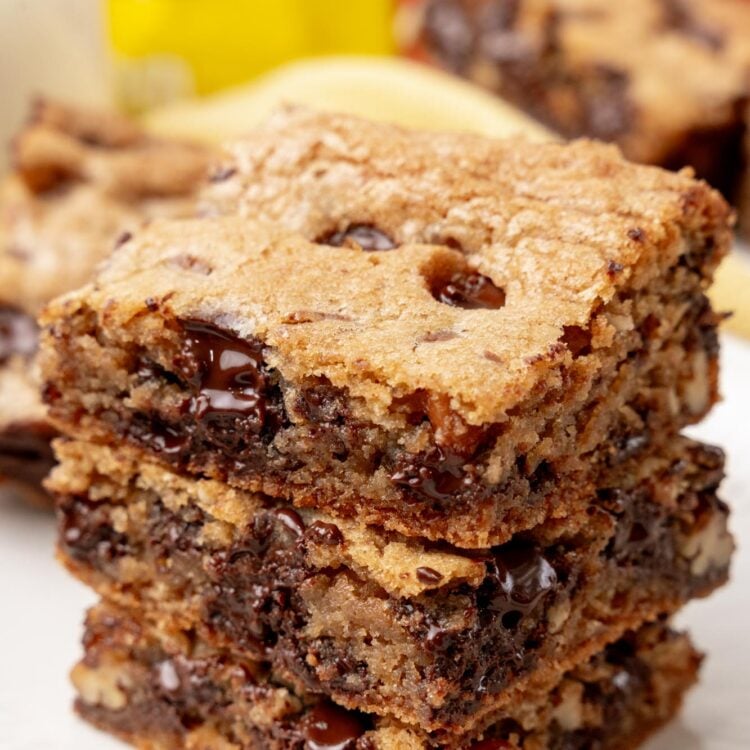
[49,436,731,735]
[0,99,213,502]
[73,601,703,750]
[405,0,750,202]
[40,112,731,545]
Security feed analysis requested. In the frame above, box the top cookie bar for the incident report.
[40,110,731,546]
[408,0,750,198]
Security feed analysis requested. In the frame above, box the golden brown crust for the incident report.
[44,108,732,425]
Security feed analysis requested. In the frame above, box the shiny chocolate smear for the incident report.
[181,321,269,434]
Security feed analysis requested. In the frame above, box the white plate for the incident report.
[1,335,749,750]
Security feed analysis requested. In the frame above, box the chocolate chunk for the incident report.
[0,305,38,363]
[308,520,344,546]
[0,420,56,487]
[469,741,513,750]
[416,566,444,585]
[180,321,285,439]
[432,273,506,310]
[390,446,472,502]
[59,496,129,565]
[321,224,396,252]
[301,701,368,750]
[487,541,557,623]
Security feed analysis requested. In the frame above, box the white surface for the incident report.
[0,335,749,750]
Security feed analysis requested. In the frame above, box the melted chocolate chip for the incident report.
[470,741,513,750]
[273,508,305,538]
[432,272,506,310]
[0,305,38,364]
[487,541,557,623]
[390,446,473,502]
[0,420,57,487]
[308,520,344,546]
[321,224,396,252]
[416,566,444,585]
[180,321,280,437]
[301,702,368,750]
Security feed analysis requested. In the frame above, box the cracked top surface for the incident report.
[45,110,731,425]
[0,99,215,314]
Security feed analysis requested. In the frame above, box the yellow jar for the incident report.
[107,0,395,110]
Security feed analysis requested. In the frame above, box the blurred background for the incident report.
[2,0,747,333]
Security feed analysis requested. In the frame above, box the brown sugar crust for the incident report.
[409,0,750,198]
[73,602,702,750]
[39,113,730,545]
[50,437,731,734]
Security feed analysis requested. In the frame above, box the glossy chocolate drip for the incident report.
[0,305,38,364]
[321,224,396,251]
[183,321,266,425]
[0,421,56,488]
[301,701,368,750]
[178,321,286,445]
[487,541,557,622]
[433,272,506,310]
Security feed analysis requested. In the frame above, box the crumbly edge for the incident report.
[50,437,732,733]
[72,602,701,750]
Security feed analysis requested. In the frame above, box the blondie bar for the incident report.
[0,99,214,501]
[73,602,702,750]
[49,436,731,734]
[40,112,730,545]
[406,0,750,200]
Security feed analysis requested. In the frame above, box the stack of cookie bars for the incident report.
[39,109,735,749]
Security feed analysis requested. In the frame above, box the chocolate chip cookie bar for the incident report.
[49,436,731,734]
[0,99,214,501]
[73,601,702,750]
[405,0,750,201]
[40,112,731,546]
